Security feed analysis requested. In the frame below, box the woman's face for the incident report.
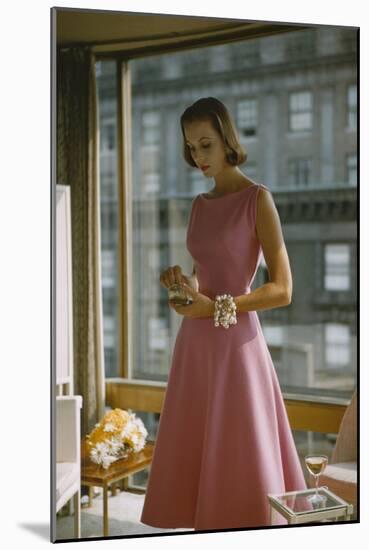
[183,119,230,177]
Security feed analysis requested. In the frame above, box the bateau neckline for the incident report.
[199,184,258,202]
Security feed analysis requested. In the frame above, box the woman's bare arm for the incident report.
[234,188,292,313]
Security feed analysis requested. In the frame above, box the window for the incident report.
[324,244,350,291]
[142,110,161,145]
[286,29,316,60]
[135,58,163,82]
[182,49,209,75]
[101,120,116,151]
[288,158,312,186]
[236,99,258,137]
[101,249,116,288]
[325,324,351,370]
[289,90,313,131]
[346,153,357,187]
[263,325,284,345]
[347,84,357,130]
[140,110,161,195]
[230,39,260,68]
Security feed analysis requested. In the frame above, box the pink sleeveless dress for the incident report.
[140,183,307,531]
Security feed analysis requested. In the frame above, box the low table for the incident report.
[268,486,354,525]
[81,438,154,537]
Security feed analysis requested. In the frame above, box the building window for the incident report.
[141,110,161,194]
[143,173,160,194]
[148,317,168,351]
[289,91,313,132]
[135,58,163,82]
[142,110,161,145]
[101,120,116,152]
[101,249,116,289]
[347,84,357,130]
[346,153,357,186]
[230,40,260,69]
[182,49,209,75]
[285,29,316,60]
[325,324,351,370]
[288,158,312,186]
[236,99,258,137]
[324,243,350,291]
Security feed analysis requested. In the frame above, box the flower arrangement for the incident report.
[86,408,148,469]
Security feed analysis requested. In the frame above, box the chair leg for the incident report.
[74,489,81,538]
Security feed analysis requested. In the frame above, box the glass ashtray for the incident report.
[168,283,193,305]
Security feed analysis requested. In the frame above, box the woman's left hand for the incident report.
[168,283,215,319]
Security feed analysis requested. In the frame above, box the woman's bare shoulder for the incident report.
[256,182,272,194]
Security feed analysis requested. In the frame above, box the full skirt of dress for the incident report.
[140,311,307,531]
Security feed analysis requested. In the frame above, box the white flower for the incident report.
[90,441,109,464]
[90,441,119,469]
[134,417,148,436]
[108,438,123,455]
[101,455,118,469]
[103,422,116,432]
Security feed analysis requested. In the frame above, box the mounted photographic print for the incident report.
[51,5,359,542]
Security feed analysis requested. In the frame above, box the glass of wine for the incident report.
[304,454,328,505]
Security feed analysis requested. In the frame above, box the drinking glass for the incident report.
[168,283,193,306]
[304,454,328,505]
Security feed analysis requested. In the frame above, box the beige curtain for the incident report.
[57,46,105,438]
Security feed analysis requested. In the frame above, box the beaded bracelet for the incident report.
[214,294,237,329]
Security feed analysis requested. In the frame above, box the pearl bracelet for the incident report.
[214,294,237,329]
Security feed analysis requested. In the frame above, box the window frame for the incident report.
[288,89,313,133]
[346,82,357,131]
[323,242,351,292]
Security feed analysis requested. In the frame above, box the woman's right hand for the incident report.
[160,265,188,289]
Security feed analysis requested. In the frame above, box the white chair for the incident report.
[55,185,83,538]
[56,395,83,537]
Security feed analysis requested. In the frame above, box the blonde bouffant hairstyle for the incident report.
[180,97,247,168]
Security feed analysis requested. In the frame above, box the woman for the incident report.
[140,97,306,531]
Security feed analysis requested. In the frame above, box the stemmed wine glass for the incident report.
[304,454,328,505]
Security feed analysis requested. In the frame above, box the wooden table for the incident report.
[81,438,154,537]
